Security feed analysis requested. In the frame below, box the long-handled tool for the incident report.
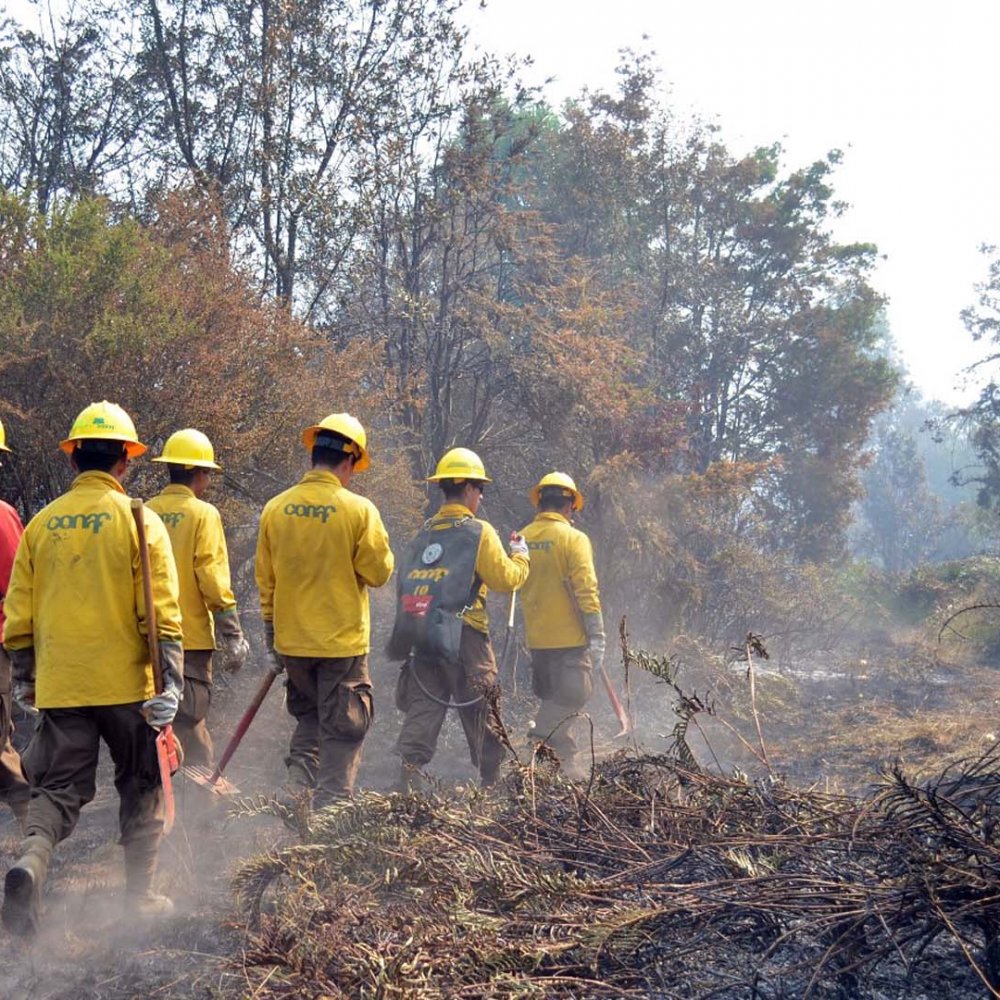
[131,499,179,834]
[184,665,281,795]
[598,660,631,738]
[499,589,518,694]
[563,578,631,737]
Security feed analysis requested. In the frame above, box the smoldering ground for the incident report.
[2,578,1000,997]
[0,661,277,1000]
[0,626,585,999]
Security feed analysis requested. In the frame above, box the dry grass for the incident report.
[215,642,1000,1000]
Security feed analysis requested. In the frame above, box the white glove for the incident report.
[509,532,529,559]
[214,609,249,673]
[264,621,285,674]
[589,633,607,672]
[143,641,183,728]
[142,690,179,728]
[12,679,38,716]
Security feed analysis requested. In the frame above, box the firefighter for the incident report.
[1,401,183,936]
[518,472,603,780]
[388,447,530,790]
[147,428,249,768]
[255,413,393,810]
[0,419,30,828]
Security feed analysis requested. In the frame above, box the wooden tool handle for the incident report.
[130,499,162,694]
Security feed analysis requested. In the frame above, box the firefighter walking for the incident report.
[147,429,249,767]
[389,447,530,790]
[0,418,30,828]
[519,473,604,780]
[255,413,394,810]
[1,401,183,936]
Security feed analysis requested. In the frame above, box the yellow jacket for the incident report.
[3,471,183,708]
[430,503,529,634]
[147,485,237,651]
[519,512,602,649]
[255,469,394,657]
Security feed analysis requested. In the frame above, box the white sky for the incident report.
[463,0,1000,405]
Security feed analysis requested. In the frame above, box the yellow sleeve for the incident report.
[194,506,237,613]
[568,531,601,617]
[145,508,183,644]
[2,528,33,652]
[475,523,529,593]
[353,501,394,588]
[254,506,275,622]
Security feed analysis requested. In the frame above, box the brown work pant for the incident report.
[283,655,373,808]
[21,703,164,848]
[395,626,505,784]
[531,646,594,774]
[174,649,214,768]
[0,648,29,817]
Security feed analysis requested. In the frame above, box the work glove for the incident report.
[12,679,38,716]
[142,640,184,729]
[8,647,38,715]
[214,609,250,674]
[589,633,607,673]
[509,532,529,559]
[263,620,285,674]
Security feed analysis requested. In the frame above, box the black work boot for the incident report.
[395,758,427,793]
[275,764,313,831]
[2,833,53,937]
[480,760,502,788]
[123,837,174,917]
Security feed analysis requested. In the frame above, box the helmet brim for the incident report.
[427,473,493,484]
[59,437,147,458]
[150,456,222,470]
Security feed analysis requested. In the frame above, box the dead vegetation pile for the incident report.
[225,662,1000,999]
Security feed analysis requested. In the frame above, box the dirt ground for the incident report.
[0,647,590,999]
[1,629,998,999]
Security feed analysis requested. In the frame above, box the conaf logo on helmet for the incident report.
[160,512,186,529]
[283,503,338,522]
[47,512,112,534]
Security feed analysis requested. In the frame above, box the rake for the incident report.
[184,666,281,795]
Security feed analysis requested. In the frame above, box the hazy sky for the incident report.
[463,0,1000,405]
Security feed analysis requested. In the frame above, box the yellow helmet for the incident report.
[301,412,370,471]
[427,447,492,483]
[0,417,10,453]
[59,401,147,458]
[530,471,584,511]
[151,428,221,470]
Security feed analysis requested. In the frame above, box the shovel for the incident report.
[131,499,179,834]
[183,665,281,795]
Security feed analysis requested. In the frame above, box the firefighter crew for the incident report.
[388,447,530,790]
[0,418,30,828]
[1,401,184,936]
[147,429,249,768]
[255,413,394,811]
[519,472,604,780]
